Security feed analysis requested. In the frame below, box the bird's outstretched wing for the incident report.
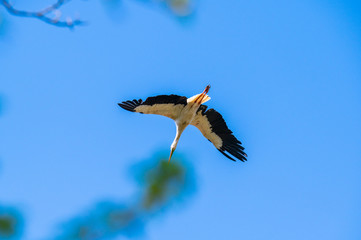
[191,105,247,162]
[118,95,188,120]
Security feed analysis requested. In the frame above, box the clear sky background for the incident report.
[1,0,361,239]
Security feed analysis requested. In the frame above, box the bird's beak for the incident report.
[168,148,175,163]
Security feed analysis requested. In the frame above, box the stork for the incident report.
[118,85,247,162]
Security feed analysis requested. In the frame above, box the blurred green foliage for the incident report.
[55,157,195,240]
[143,160,186,210]
[0,208,23,239]
[55,202,144,240]
[166,0,194,16]
[0,215,15,237]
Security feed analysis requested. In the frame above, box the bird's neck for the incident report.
[171,123,186,149]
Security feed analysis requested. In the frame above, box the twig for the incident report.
[0,0,85,29]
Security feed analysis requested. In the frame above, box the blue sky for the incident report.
[1,0,361,239]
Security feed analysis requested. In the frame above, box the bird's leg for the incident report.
[194,85,211,104]
[187,85,211,105]
[203,85,211,94]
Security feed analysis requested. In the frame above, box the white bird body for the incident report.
[118,85,247,162]
[171,91,211,152]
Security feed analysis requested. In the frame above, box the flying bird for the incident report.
[118,85,247,162]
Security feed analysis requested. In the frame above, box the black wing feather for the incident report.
[118,95,187,113]
[203,108,247,162]
[142,94,187,106]
[118,99,143,112]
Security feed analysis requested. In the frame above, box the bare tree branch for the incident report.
[0,0,85,29]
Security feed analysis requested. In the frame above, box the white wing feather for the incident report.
[191,111,223,148]
[135,104,185,120]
